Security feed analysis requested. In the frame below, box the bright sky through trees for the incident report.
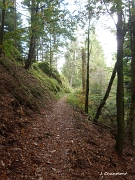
[16,0,117,68]
[96,15,117,67]
[64,0,117,67]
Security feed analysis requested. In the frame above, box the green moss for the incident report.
[30,63,63,95]
[0,56,67,112]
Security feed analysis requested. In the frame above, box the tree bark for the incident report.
[49,34,53,76]
[115,2,125,154]
[25,34,36,69]
[85,0,90,114]
[129,0,135,146]
[82,48,86,91]
[25,0,36,69]
[0,0,5,55]
[93,63,117,122]
[14,0,17,48]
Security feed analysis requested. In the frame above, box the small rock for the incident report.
[50,150,56,153]
[1,160,5,166]
[38,177,43,180]
[51,167,56,171]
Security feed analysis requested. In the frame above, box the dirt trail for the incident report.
[37,96,78,179]
[1,96,83,180]
[1,96,135,180]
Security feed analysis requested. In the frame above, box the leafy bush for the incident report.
[60,74,71,93]
[67,89,85,110]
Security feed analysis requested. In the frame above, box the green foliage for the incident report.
[0,56,67,112]
[3,39,21,60]
[67,90,85,110]
[31,61,72,99]
[62,41,82,88]
[37,62,51,75]
[33,62,62,84]
[66,89,102,118]
[60,74,71,93]
[22,0,77,69]
[31,63,62,95]
[62,31,107,90]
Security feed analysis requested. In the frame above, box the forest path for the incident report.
[1,96,135,180]
[35,95,79,179]
[1,96,86,180]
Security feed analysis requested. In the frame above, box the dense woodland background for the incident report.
[0,0,135,157]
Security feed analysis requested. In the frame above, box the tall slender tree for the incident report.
[25,0,37,69]
[115,0,125,154]
[85,0,91,114]
[82,48,86,91]
[0,0,5,55]
[93,63,117,122]
[13,0,17,48]
[129,0,135,146]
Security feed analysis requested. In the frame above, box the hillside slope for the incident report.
[0,56,135,180]
[0,55,64,137]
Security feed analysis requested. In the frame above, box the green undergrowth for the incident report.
[67,89,102,118]
[0,56,67,112]
[67,89,117,127]
[67,89,86,111]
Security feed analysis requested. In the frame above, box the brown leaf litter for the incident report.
[0,96,135,180]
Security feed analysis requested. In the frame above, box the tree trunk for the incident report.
[70,77,73,87]
[85,0,90,114]
[49,34,53,76]
[42,37,44,61]
[93,63,117,122]
[0,0,5,55]
[14,0,17,48]
[115,2,125,154]
[25,34,36,69]
[129,0,135,146]
[25,0,36,69]
[82,48,86,91]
